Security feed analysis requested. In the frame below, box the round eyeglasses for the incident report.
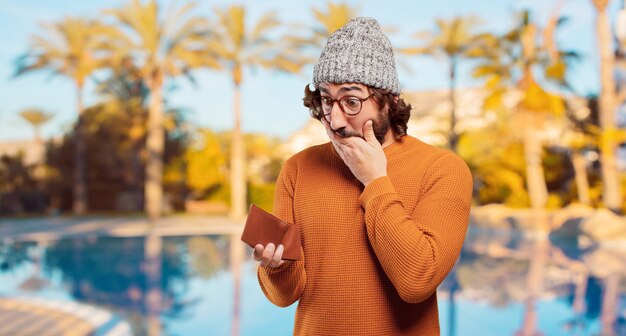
[319,94,373,117]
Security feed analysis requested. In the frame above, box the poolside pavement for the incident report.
[0,297,133,336]
[0,215,244,242]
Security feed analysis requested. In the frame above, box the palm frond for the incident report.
[250,12,280,43]
[216,5,245,49]
[312,2,356,36]
[209,4,308,78]
[14,16,107,83]
[163,1,198,37]
[397,46,430,56]
[19,109,54,126]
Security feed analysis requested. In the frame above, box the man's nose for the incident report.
[329,102,348,130]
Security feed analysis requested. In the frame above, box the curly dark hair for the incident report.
[302,84,412,136]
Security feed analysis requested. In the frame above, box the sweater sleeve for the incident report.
[257,158,307,308]
[359,153,472,304]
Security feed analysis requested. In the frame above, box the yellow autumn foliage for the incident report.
[185,130,226,191]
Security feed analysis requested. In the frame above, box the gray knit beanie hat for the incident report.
[313,17,400,95]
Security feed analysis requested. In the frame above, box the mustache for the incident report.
[331,120,389,145]
[332,127,361,139]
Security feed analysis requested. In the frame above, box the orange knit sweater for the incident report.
[257,135,473,335]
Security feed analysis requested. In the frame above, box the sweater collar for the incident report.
[383,134,405,156]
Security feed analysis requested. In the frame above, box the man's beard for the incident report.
[332,113,390,145]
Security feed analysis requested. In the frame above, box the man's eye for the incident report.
[321,97,333,105]
[345,98,360,107]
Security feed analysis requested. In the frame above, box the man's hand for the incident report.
[253,243,286,268]
[322,119,387,186]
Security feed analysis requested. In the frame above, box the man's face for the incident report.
[318,83,391,145]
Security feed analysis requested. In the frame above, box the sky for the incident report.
[0,0,621,142]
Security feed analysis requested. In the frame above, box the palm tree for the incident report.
[207,5,306,220]
[473,10,577,209]
[18,108,53,144]
[591,0,623,212]
[401,16,484,152]
[310,2,359,45]
[15,16,106,215]
[562,96,603,207]
[105,0,219,220]
[567,130,596,206]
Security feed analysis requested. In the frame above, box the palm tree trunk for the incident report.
[449,58,459,153]
[230,233,244,336]
[72,238,84,299]
[145,80,164,220]
[524,128,548,209]
[145,74,164,332]
[595,1,623,212]
[230,84,246,220]
[572,269,588,314]
[133,138,144,209]
[73,83,88,215]
[34,125,42,145]
[144,232,162,336]
[600,273,620,336]
[515,235,549,336]
[572,151,591,205]
[131,106,146,210]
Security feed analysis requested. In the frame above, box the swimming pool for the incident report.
[0,228,623,335]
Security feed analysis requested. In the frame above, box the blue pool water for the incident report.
[0,228,624,335]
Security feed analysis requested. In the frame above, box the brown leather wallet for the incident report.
[240,204,302,261]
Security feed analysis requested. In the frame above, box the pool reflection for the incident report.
[0,228,624,336]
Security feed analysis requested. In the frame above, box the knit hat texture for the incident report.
[313,17,400,95]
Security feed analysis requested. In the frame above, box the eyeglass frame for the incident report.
[316,94,373,117]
